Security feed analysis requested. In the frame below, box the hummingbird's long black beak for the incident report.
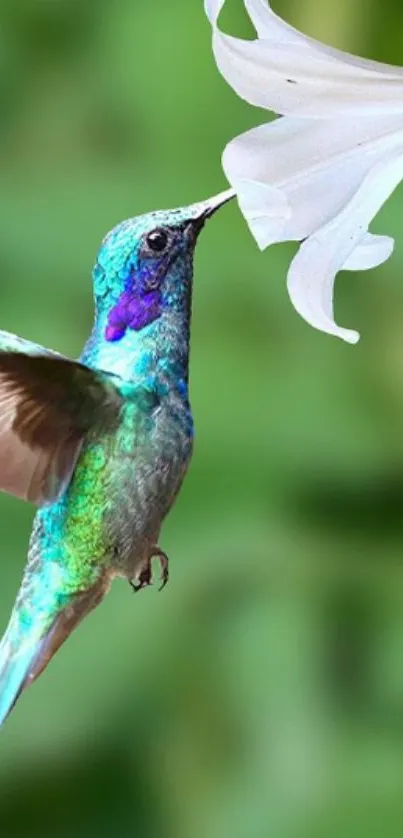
[198,188,236,220]
[187,189,236,240]
[187,188,236,236]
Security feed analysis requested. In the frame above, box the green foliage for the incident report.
[0,0,403,835]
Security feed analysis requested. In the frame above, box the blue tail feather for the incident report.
[0,576,108,725]
[0,626,46,725]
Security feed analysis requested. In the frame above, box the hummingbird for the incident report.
[0,188,235,725]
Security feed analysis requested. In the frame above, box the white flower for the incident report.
[206,0,403,343]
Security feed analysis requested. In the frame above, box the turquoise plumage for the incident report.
[0,189,234,724]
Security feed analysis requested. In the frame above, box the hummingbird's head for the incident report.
[93,189,234,342]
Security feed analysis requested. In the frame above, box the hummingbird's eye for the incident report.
[145,228,170,254]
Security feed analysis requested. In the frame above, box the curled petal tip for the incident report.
[344,234,395,271]
[345,331,360,345]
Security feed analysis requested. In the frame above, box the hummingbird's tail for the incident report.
[0,578,109,726]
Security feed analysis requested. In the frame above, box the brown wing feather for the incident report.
[0,352,122,505]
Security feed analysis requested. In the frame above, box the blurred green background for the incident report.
[1,0,403,836]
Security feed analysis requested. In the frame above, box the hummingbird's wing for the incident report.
[0,330,65,358]
[0,330,122,505]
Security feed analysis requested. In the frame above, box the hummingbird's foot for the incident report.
[130,563,152,593]
[130,547,169,593]
[152,547,169,590]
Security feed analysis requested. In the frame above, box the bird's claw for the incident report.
[130,547,169,593]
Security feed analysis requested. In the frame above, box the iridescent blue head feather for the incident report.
[92,190,234,343]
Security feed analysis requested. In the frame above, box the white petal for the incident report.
[343,234,395,271]
[223,116,403,247]
[207,0,403,117]
[244,0,403,75]
[288,238,360,344]
[244,0,308,43]
[229,178,291,249]
[204,0,225,24]
[287,153,403,342]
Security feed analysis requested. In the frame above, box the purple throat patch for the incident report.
[105,288,161,342]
